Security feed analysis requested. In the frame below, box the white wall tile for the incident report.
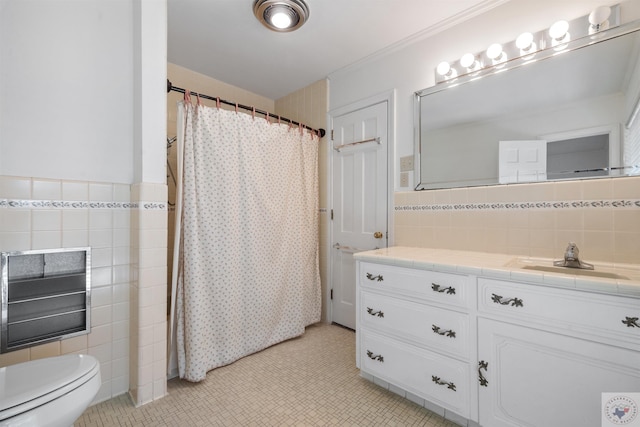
[32,210,61,231]
[91,266,113,287]
[112,302,130,322]
[91,285,113,308]
[112,319,129,341]
[113,210,131,229]
[113,246,130,266]
[31,230,61,249]
[62,181,88,201]
[113,228,130,247]
[0,176,31,198]
[92,305,113,327]
[90,229,113,248]
[112,283,130,303]
[32,179,61,200]
[62,230,89,247]
[91,247,113,268]
[0,210,31,232]
[89,325,113,348]
[90,210,113,230]
[89,183,113,202]
[0,232,30,251]
[113,184,131,202]
[62,210,89,230]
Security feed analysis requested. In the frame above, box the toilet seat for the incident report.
[0,354,100,421]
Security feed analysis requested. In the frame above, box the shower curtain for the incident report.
[170,101,321,382]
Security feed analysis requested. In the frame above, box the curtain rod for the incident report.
[167,80,326,138]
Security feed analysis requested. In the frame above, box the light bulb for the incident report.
[270,11,292,29]
[516,32,537,59]
[487,43,507,65]
[549,20,569,40]
[550,20,570,49]
[589,6,611,34]
[437,61,450,76]
[436,61,457,80]
[460,53,477,69]
[516,32,534,50]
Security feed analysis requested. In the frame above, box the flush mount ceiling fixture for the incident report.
[253,0,310,32]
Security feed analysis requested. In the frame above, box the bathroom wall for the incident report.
[275,80,329,321]
[328,0,640,261]
[328,0,640,191]
[395,176,640,263]
[0,177,132,403]
[0,0,168,407]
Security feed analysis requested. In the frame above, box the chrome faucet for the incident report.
[553,242,594,270]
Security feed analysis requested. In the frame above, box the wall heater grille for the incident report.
[0,247,91,353]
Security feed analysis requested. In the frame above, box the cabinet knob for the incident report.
[366,350,384,362]
[491,293,524,307]
[432,324,456,338]
[366,307,384,318]
[622,316,640,328]
[431,375,456,391]
[431,283,456,295]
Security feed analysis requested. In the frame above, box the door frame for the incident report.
[326,89,396,326]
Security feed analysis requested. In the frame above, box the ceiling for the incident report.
[167,0,504,100]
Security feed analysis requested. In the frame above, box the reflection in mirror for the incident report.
[415,18,640,190]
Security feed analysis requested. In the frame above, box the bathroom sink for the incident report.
[505,257,631,280]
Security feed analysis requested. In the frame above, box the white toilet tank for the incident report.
[0,354,101,426]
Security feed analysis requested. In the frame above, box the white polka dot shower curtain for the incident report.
[169,101,322,382]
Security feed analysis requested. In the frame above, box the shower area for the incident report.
[165,66,328,381]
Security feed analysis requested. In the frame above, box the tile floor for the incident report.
[76,323,459,426]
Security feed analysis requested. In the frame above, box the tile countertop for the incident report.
[353,246,640,298]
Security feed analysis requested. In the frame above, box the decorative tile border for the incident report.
[395,199,640,211]
[0,199,167,210]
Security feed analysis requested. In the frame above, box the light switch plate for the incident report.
[400,172,409,187]
[400,156,414,172]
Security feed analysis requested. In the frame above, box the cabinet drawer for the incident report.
[361,291,469,358]
[359,262,470,308]
[478,278,640,344]
[360,330,470,418]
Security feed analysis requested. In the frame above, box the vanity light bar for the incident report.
[435,4,621,84]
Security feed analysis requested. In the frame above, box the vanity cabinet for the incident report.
[355,259,640,427]
[356,262,474,419]
[477,278,640,427]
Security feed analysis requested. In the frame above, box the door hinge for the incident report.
[331,129,334,140]
[330,289,333,300]
[331,209,334,220]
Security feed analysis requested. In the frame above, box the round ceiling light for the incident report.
[253,0,310,32]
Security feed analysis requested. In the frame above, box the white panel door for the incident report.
[498,140,547,183]
[331,102,388,329]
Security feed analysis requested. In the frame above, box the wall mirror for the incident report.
[414,15,640,190]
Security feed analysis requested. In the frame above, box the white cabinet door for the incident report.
[478,318,640,427]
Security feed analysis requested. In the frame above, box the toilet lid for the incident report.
[0,354,99,418]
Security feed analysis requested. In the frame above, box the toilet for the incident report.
[0,354,101,427]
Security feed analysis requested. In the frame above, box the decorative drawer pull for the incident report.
[431,283,456,295]
[622,317,640,328]
[478,360,489,387]
[366,273,384,282]
[431,376,456,391]
[366,350,384,362]
[432,324,456,338]
[366,307,384,318]
[491,293,524,307]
